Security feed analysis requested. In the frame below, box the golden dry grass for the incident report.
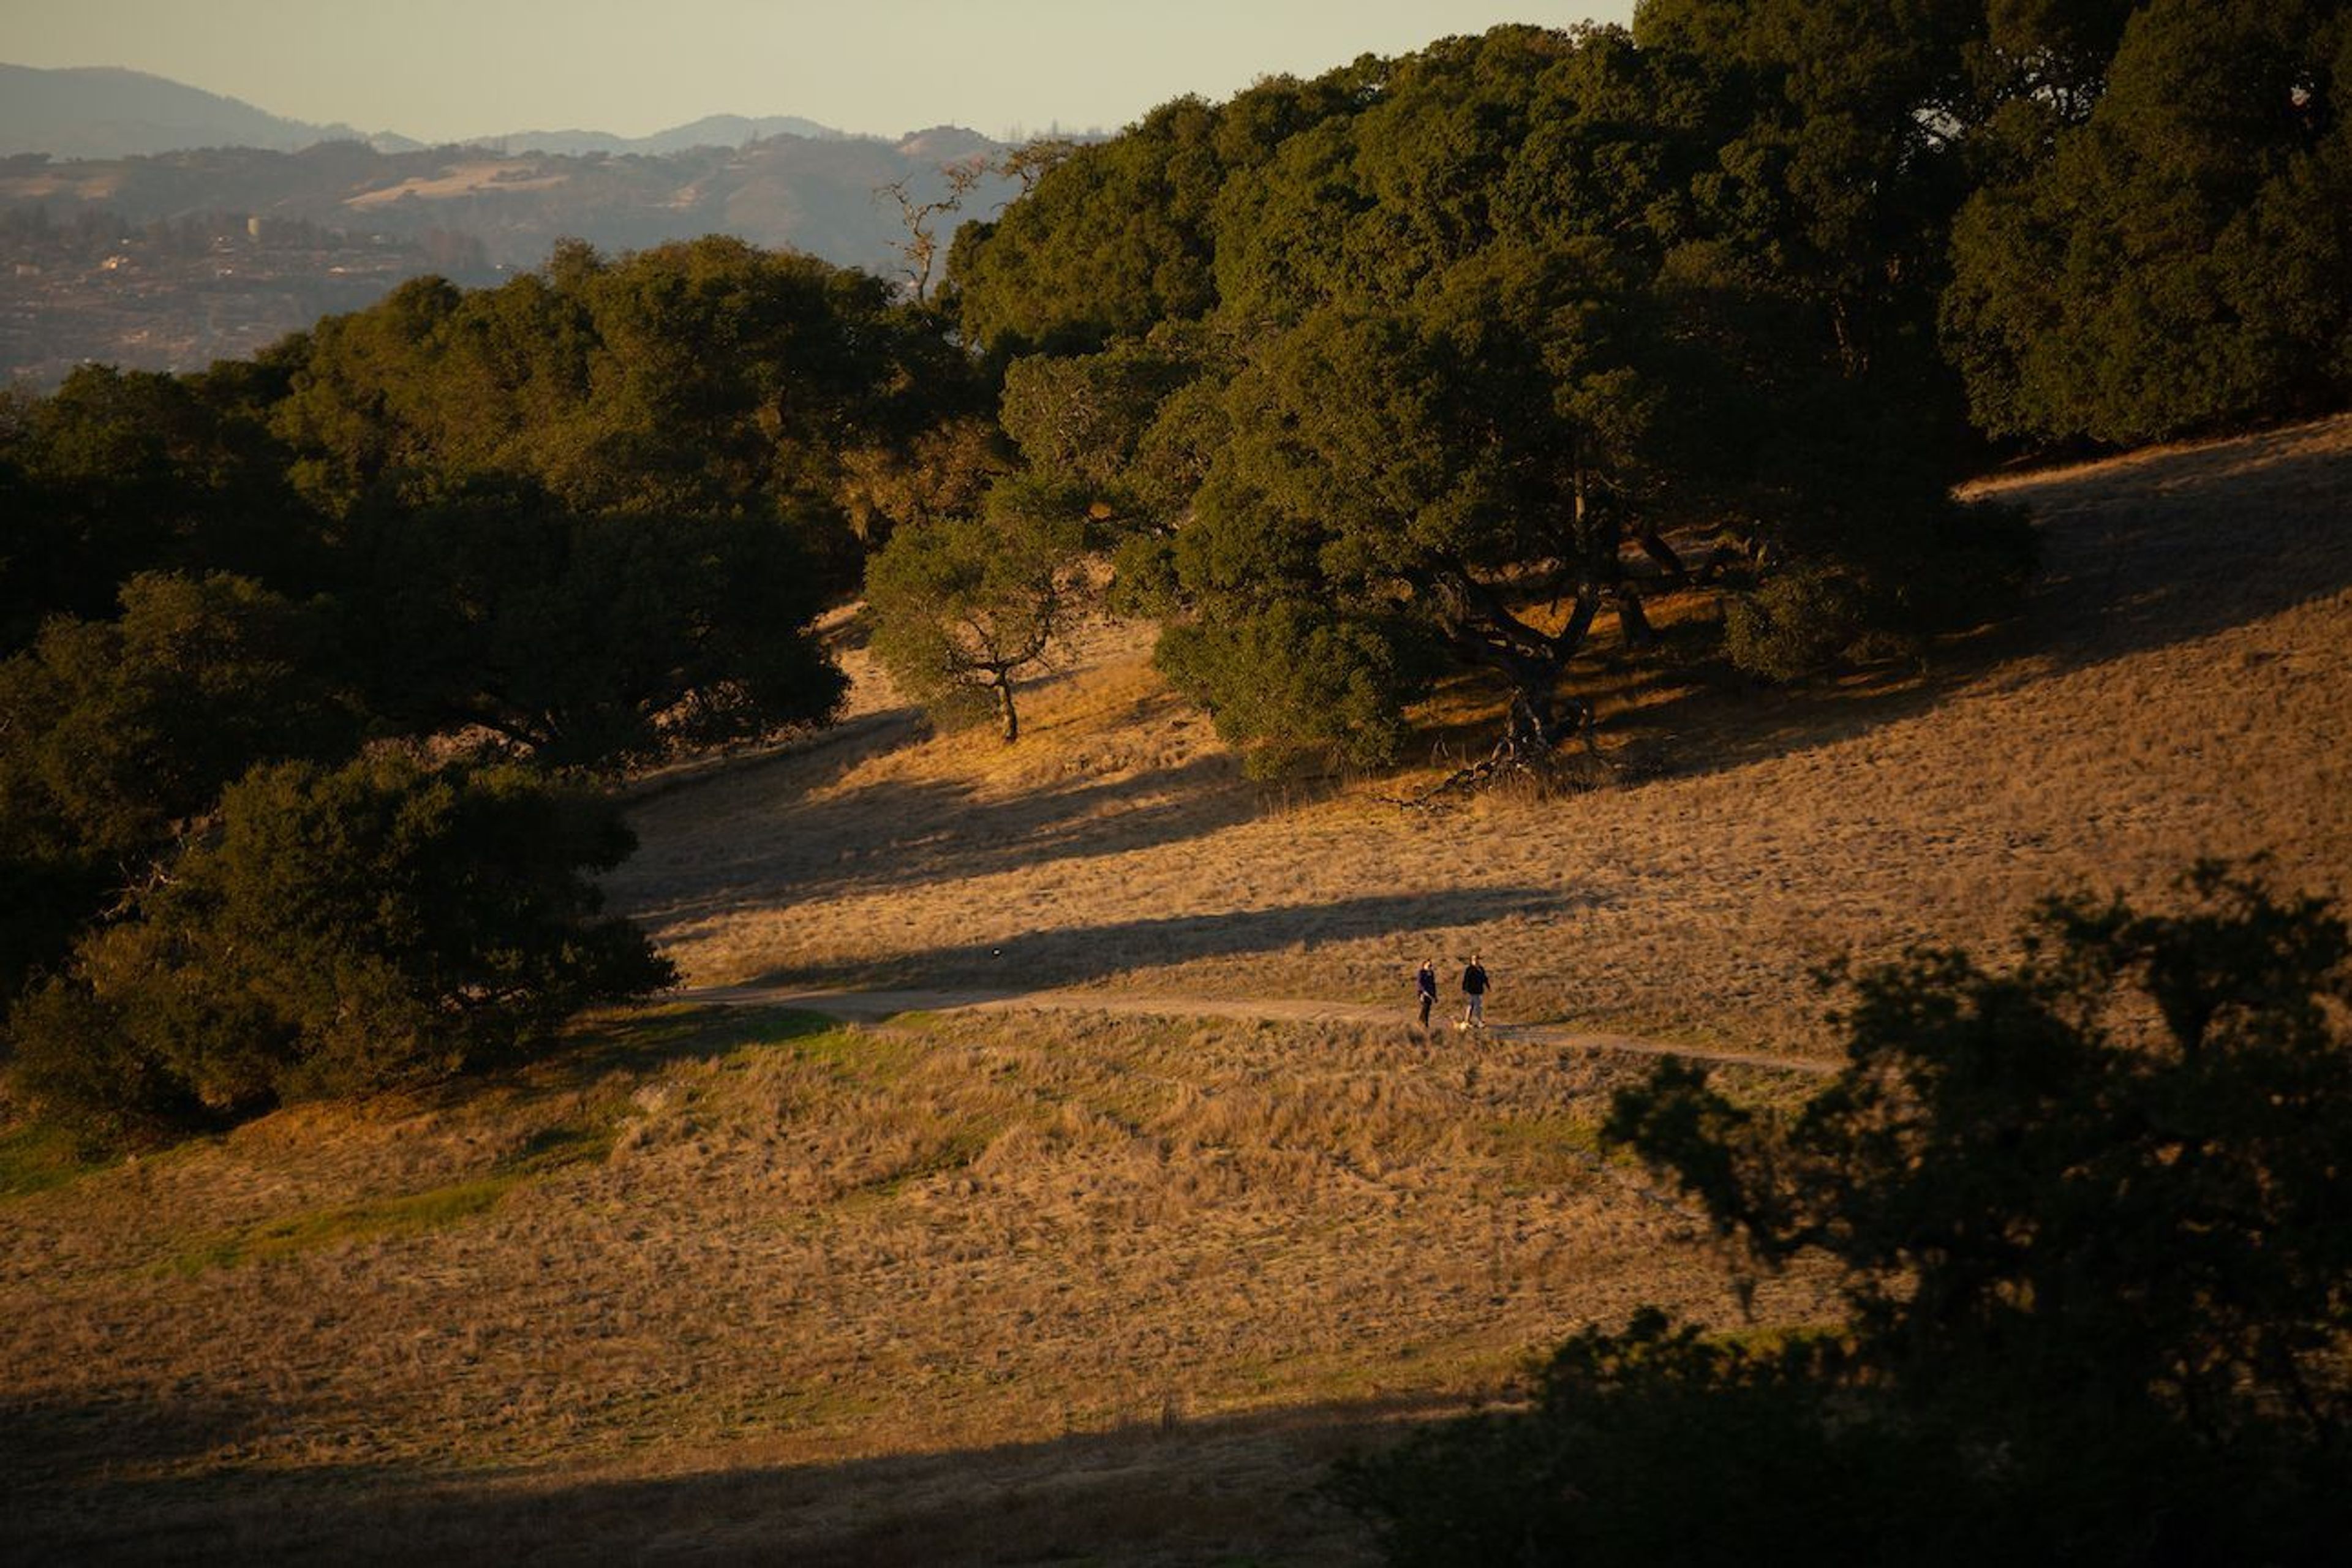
[614,415,2351,1058]
[6,417,2350,1562]
[3,1003,1822,1562]
[341,160,573,208]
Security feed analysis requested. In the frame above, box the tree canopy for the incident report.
[946,4,2344,772]
[863,473,1093,743]
[949,21,2035,772]
[0,361,314,651]
[1945,1,2352,442]
[338,478,845,766]
[9,753,673,1146]
[0,571,361,998]
[0,236,944,1139]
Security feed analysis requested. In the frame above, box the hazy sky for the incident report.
[7,2,1636,142]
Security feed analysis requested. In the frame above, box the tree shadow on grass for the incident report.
[554,1001,840,1077]
[0,1384,428,1568]
[1596,650,1958,784]
[339,1006,842,1151]
[742,883,1594,991]
[1560,418,2352,787]
[621,698,928,812]
[1986,417,2352,670]
[0,1385,271,1494]
[616,749,1259,930]
[6,1389,1439,1566]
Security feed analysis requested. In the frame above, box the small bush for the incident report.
[1897,496,2038,634]
[1727,499,2037,681]
[1154,601,1428,778]
[1723,561,1867,680]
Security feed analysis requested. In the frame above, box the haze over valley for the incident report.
[0,64,1019,384]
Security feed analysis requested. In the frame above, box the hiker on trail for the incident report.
[1461,954,1490,1030]
[1415,959,1438,1030]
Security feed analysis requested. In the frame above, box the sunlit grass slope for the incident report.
[616,415,2352,1055]
[6,416,2348,1562]
[4,1002,1821,1562]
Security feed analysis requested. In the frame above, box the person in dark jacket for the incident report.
[1415,959,1438,1030]
[1460,955,1490,1030]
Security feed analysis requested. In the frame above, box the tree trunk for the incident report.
[1635,525,1687,583]
[1505,690,1550,755]
[994,673,1019,744]
[1616,584,1657,649]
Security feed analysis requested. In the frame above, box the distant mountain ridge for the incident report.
[483,116,850,157]
[0,129,1016,274]
[0,62,866,159]
[0,63,1026,387]
[0,64,376,159]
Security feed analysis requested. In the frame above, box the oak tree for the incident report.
[863,473,1093,743]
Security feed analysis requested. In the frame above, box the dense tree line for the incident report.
[1945,0,2352,442]
[944,21,2024,772]
[1,238,968,1143]
[933,1,2346,773]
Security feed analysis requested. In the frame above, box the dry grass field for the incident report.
[618,415,2352,1055]
[5,1005,1821,1564]
[4,417,2348,1562]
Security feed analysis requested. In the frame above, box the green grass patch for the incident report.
[566,1003,839,1074]
[1711,1321,1848,1358]
[160,1098,636,1277]
[163,1176,519,1277]
[496,1117,620,1178]
[0,1120,109,1199]
[1483,1112,1613,1179]
[787,1024,922,1082]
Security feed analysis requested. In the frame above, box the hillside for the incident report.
[0,64,861,161]
[614,415,2352,1058]
[0,65,372,160]
[4,420,2348,1562]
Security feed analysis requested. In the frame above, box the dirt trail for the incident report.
[684,982,1838,1076]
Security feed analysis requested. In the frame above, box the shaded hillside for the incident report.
[612,415,2352,1056]
[0,64,369,159]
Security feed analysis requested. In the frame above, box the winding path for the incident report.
[684,983,1839,1077]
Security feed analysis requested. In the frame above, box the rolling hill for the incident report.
[3,417,2347,1562]
[0,65,374,159]
[613,416,2352,1060]
[0,63,858,160]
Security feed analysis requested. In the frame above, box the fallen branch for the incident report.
[1385,701,1611,809]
